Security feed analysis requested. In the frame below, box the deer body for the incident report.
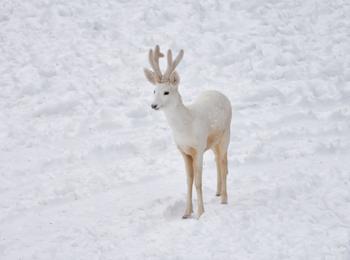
[144,46,232,219]
[165,90,231,152]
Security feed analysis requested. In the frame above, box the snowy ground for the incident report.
[1,0,350,259]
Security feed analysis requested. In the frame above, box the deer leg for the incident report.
[193,152,204,218]
[180,152,194,219]
[220,152,228,204]
[218,131,230,204]
[213,147,222,196]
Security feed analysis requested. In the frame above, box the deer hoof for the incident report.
[221,198,228,204]
[196,209,204,219]
[182,214,191,219]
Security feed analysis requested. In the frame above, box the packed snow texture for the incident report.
[1,0,350,259]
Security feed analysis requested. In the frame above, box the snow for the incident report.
[1,0,350,259]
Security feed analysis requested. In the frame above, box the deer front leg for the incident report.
[180,152,194,219]
[193,152,204,219]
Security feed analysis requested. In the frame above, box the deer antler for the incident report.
[144,45,184,85]
[148,45,164,83]
[163,49,184,82]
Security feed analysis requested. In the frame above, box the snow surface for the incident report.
[1,0,350,259]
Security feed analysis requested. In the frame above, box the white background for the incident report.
[1,0,350,259]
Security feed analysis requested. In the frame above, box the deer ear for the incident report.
[144,68,158,85]
[169,71,180,86]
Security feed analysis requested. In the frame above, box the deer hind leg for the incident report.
[220,151,228,204]
[217,131,230,204]
[213,147,222,197]
[180,151,194,219]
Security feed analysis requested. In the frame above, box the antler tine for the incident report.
[167,49,173,72]
[148,45,164,80]
[147,47,161,81]
[148,49,159,77]
[163,49,184,80]
[173,49,184,70]
[155,45,164,58]
[163,49,173,80]
[148,49,155,71]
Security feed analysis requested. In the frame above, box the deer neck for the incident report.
[162,93,192,133]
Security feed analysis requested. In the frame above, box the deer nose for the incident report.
[151,104,158,110]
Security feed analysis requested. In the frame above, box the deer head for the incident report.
[144,45,184,110]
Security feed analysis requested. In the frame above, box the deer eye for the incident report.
[164,91,169,95]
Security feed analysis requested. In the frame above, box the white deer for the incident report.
[144,45,232,219]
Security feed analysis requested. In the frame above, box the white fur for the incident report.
[145,46,232,218]
[151,83,232,219]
